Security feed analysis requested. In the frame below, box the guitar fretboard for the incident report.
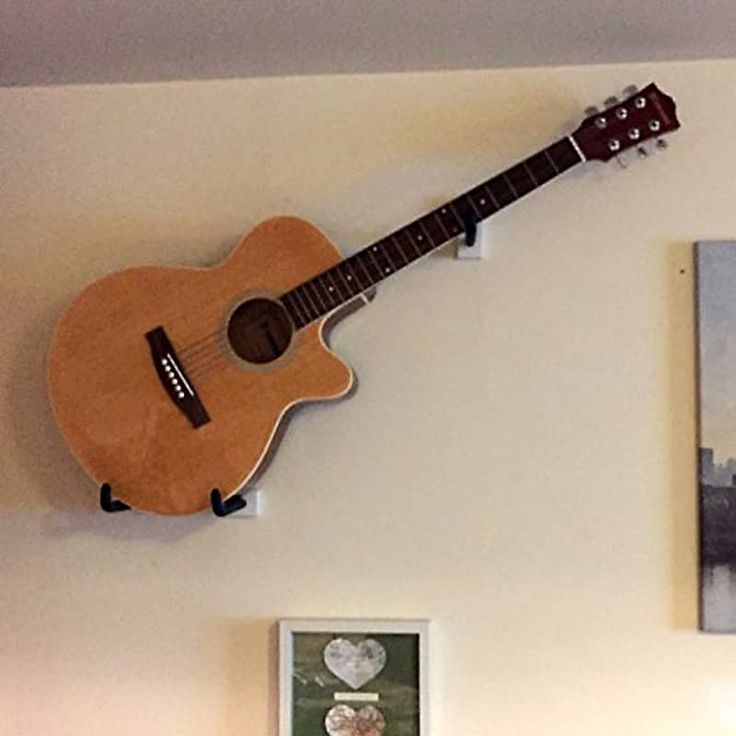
[280,137,582,328]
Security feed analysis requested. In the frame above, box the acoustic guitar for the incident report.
[48,83,680,516]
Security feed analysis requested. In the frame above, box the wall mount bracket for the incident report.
[99,483,250,517]
[455,216,485,260]
[99,483,131,513]
[210,488,247,517]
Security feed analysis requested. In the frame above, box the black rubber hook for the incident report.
[210,488,247,517]
[464,217,478,247]
[100,483,131,513]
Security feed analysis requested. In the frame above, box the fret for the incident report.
[543,147,560,173]
[505,163,536,198]
[450,196,476,228]
[447,202,466,232]
[286,288,306,322]
[522,159,538,186]
[352,252,377,286]
[463,191,484,220]
[327,265,349,299]
[281,137,582,327]
[315,279,335,311]
[306,281,328,312]
[381,241,399,270]
[363,242,394,276]
[404,226,425,257]
[324,269,347,301]
[293,286,317,321]
[316,273,340,307]
[366,244,389,276]
[486,176,516,208]
[443,207,463,236]
[418,216,442,248]
[281,292,306,326]
[525,151,557,185]
[311,276,330,308]
[481,182,502,210]
[299,283,321,315]
[381,237,405,269]
[502,171,519,198]
[360,248,384,282]
[406,228,428,259]
[279,291,295,318]
[432,211,451,239]
[339,259,365,292]
[390,234,411,265]
[465,186,494,217]
[344,273,361,296]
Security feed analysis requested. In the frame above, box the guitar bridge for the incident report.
[146,326,211,428]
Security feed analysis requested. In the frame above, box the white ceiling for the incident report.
[3,0,736,87]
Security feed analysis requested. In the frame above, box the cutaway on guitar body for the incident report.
[48,217,357,515]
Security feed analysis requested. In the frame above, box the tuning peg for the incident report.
[656,138,669,150]
[623,84,639,97]
[584,105,600,117]
[637,145,649,159]
[604,95,620,108]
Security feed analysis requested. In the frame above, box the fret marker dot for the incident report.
[441,208,447,213]
[347,275,353,280]
[328,286,334,292]
[385,268,391,273]
[417,235,423,241]
[480,198,486,205]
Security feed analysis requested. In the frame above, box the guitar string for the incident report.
[185,349,229,379]
[179,242,433,376]
[177,173,515,369]
[179,334,223,360]
[178,331,222,355]
[187,358,227,382]
[179,142,577,379]
[181,345,223,377]
[184,312,319,379]
[178,238,432,375]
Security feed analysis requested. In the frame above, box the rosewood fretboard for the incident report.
[279,137,582,328]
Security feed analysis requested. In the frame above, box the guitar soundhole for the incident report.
[226,298,294,365]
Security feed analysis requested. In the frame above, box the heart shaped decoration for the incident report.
[323,638,387,690]
[324,705,386,736]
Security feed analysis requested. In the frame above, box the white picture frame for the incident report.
[279,618,429,736]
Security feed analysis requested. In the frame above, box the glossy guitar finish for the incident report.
[48,217,353,514]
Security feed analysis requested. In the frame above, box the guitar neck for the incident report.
[280,136,583,328]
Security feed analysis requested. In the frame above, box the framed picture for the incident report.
[696,241,736,632]
[279,618,428,736]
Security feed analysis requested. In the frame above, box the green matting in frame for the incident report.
[279,619,428,736]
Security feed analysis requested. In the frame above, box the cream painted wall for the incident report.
[1,59,735,735]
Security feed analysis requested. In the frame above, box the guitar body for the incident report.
[48,217,354,515]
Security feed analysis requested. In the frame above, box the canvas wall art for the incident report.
[696,241,736,632]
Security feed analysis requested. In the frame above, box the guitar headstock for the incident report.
[572,83,680,164]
